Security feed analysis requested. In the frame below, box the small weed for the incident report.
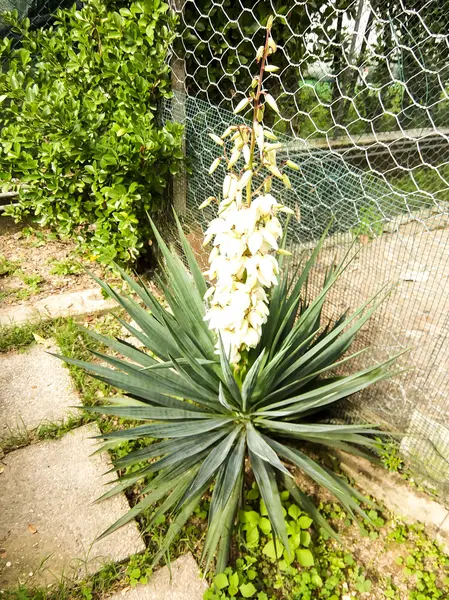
[375,437,405,473]
[0,415,92,455]
[352,204,384,240]
[0,273,44,302]
[52,316,119,405]
[21,273,43,292]
[0,425,33,453]
[2,559,123,600]
[0,255,44,299]
[0,255,21,276]
[49,259,83,276]
[36,414,92,440]
[125,553,153,587]
[352,567,372,594]
[14,288,33,300]
[0,290,13,302]
[0,321,56,353]
[19,227,58,247]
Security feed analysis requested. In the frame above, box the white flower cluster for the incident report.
[204,184,288,364]
[201,23,297,365]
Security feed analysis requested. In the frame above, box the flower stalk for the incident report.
[202,18,296,366]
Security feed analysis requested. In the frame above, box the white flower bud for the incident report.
[203,232,213,246]
[229,176,239,201]
[221,126,236,139]
[279,205,295,215]
[282,173,292,189]
[223,175,232,199]
[286,159,300,171]
[228,148,241,169]
[265,93,280,115]
[256,45,264,62]
[238,169,252,190]
[264,143,282,150]
[204,286,215,300]
[199,196,216,209]
[266,163,283,179]
[208,133,224,146]
[208,157,221,175]
[233,97,251,114]
[264,130,278,140]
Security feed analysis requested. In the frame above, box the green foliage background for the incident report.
[0,0,184,264]
[180,0,449,138]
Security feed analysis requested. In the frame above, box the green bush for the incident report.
[0,0,184,264]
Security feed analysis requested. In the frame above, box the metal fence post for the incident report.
[169,0,187,215]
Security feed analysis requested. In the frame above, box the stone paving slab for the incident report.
[107,554,208,600]
[0,288,115,327]
[0,424,145,589]
[339,452,449,553]
[0,341,81,441]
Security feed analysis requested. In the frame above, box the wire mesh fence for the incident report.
[1,0,448,494]
[165,0,449,495]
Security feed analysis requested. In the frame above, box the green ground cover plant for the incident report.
[49,259,83,276]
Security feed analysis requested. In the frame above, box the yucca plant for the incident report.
[63,216,401,571]
[61,17,403,574]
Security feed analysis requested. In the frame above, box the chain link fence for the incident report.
[1,0,448,495]
[164,0,449,496]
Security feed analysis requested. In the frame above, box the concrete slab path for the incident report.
[0,341,81,441]
[0,424,145,589]
[106,554,208,600]
[0,288,115,327]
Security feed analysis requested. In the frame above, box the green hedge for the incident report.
[0,0,184,264]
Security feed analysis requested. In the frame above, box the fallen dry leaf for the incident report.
[359,234,369,245]
[28,523,38,534]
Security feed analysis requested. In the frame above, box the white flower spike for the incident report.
[202,24,294,365]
